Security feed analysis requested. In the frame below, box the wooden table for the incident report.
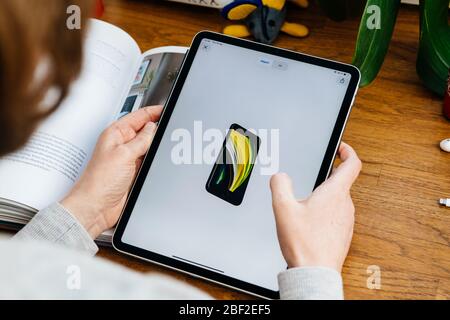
[98,0,450,299]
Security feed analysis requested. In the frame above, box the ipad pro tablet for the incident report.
[113,31,360,299]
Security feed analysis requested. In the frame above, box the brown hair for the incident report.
[0,0,92,156]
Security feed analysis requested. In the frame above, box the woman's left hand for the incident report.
[61,106,163,239]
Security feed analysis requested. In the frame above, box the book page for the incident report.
[0,19,142,210]
[116,46,187,119]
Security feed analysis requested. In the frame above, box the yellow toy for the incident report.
[222,0,309,44]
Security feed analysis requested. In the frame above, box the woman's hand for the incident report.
[61,106,163,239]
[270,142,361,272]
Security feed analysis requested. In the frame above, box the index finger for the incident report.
[329,142,362,189]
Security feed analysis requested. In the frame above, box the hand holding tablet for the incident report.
[270,142,361,272]
[113,32,360,299]
[61,106,163,239]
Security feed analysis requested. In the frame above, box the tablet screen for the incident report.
[120,37,354,293]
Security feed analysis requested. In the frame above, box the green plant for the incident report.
[417,0,450,96]
[318,0,450,97]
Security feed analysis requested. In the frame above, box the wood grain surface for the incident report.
[98,0,450,299]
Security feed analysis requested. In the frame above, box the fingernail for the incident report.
[274,172,288,178]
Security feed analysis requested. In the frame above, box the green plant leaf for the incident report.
[416,0,450,97]
[351,0,401,87]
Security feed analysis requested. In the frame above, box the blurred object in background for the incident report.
[317,0,450,99]
[444,69,450,120]
[416,0,450,97]
[165,0,313,9]
[95,0,104,17]
[166,0,230,8]
[316,0,365,21]
[221,0,309,44]
[402,0,450,5]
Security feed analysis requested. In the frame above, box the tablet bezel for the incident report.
[113,31,360,299]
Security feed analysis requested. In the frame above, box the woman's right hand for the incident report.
[270,142,361,272]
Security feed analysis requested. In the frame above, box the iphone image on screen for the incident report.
[205,124,261,206]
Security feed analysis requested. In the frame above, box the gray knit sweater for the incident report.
[0,203,343,299]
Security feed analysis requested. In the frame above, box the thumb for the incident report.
[125,121,157,158]
[329,142,361,190]
[270,173,298,223]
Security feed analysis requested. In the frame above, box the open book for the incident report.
[0,19,187,245]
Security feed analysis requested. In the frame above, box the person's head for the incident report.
[0,0,92,156]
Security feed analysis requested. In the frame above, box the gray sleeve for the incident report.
[278,266,344,300]
[13,202,98,256]
[0,239,212,299]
